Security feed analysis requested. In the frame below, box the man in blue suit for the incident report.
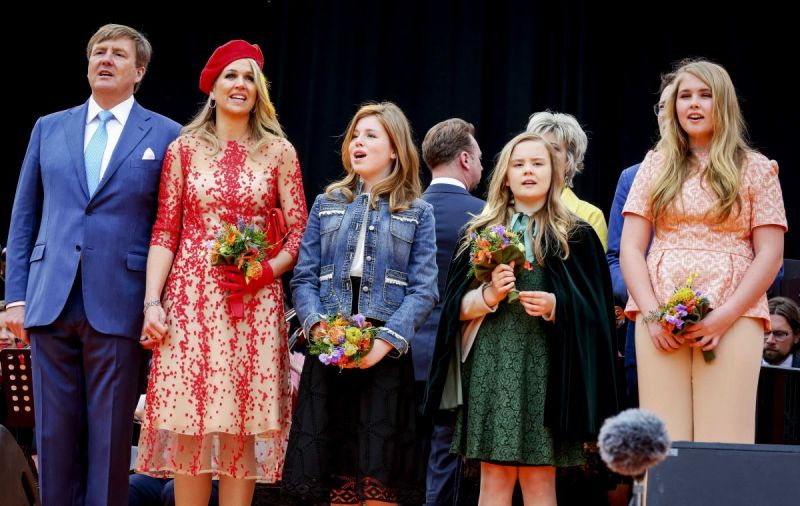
[4,24,181,505]
[607,76,673,408]
[419,119,485,506]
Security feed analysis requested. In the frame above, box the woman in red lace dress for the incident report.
[135,40,308,504]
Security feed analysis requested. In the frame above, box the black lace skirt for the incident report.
[282,278,425,504]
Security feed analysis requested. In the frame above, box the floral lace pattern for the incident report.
[453,267,585,466]
[136,135,308,480]
[623,150,787,327]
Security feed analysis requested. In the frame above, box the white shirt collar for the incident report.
[762,354,794,368]
[86,95,135,126]
[429,177,466,190]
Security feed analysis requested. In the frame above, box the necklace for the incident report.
[218,129,250,144]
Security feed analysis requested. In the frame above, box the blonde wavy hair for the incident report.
[326,102,421,212]
[650,59,750,229]
[183,58,285,155]
[462,132,577,264]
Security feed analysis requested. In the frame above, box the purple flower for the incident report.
[204,240,215,250]
[491,225,506,237]
[331,348,344,360]
[674,304,688,317]
[351,314,366,328]
[237,216,246,232]
[665,315,684,329]
[319,353,332,365]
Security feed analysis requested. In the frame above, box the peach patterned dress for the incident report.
[623,150,787,328]
[136,135,308,480]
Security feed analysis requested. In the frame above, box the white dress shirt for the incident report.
[85,95,134,180]
[349,193,371,277]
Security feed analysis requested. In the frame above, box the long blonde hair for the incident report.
[650,59,750,228]
[462,132,576,264]
[183,58,285,155]
[326,102,421,212]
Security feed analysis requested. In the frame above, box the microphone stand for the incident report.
[631,473,645,506]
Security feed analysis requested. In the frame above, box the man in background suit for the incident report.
[4,24,181,505]
[607,76,673,408]
[419,118,485,506]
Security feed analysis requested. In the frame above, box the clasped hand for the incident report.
[219,261,275,299]
[482,262,516,306]
[140,305,168,350]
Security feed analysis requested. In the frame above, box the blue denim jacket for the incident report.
[291,191,439,355]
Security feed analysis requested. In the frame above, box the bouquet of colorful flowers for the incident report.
[209,217,279,317]
[210,217,269,284]
[467,224,532,303]
[648,273,715,362]
[307,313,377,370]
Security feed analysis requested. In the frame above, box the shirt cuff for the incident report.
[460,283,498,320]
[4,301,25,309]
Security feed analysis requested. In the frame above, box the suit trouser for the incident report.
[30,274,143,506]
[425,414,462,506]
[635,315,762,443]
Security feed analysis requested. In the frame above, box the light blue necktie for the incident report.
[84,110,113,196]
[510,212,537,264]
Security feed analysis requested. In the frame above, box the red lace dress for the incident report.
[135,135,308,480]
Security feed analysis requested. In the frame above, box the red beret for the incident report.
[199,39,264,95]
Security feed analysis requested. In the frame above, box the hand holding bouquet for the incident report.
[307,313,378,370]
[467,224,532,303]
[210,217,275,317]
[647,273,715,362]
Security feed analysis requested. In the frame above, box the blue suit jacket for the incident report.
[5,100,181,338]
[416,183,485,381]
[607,164,640,367]
[607,164,640,307]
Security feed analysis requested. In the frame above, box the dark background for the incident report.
[3,1,797,257]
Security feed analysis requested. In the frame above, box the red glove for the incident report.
[220,261,275,318]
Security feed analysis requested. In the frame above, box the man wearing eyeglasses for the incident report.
[763,296,800,368]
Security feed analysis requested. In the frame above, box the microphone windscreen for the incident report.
[598,408,671,477]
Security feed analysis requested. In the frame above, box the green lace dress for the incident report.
[452,266,585,466]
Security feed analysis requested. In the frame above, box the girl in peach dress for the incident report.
[621,59,786,444]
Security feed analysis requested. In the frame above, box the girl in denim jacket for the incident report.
[283,102,438,505]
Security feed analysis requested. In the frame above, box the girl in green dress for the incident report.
[427,132,621,505]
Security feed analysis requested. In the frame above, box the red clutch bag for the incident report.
[265,208,287,258]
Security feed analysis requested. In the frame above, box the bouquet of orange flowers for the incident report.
[467,224,532,303]
[308,313,377,370]
[648,273,714,362]
[210,217,269,284]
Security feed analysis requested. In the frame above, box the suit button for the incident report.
[366,256,372,262]
[75,245,82,252]
[368,225,375,231]
[362,285,369,293]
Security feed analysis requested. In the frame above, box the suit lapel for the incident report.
[65,103,90,200]
[92,101,152,199]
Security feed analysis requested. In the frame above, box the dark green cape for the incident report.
[423,223,623,437]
